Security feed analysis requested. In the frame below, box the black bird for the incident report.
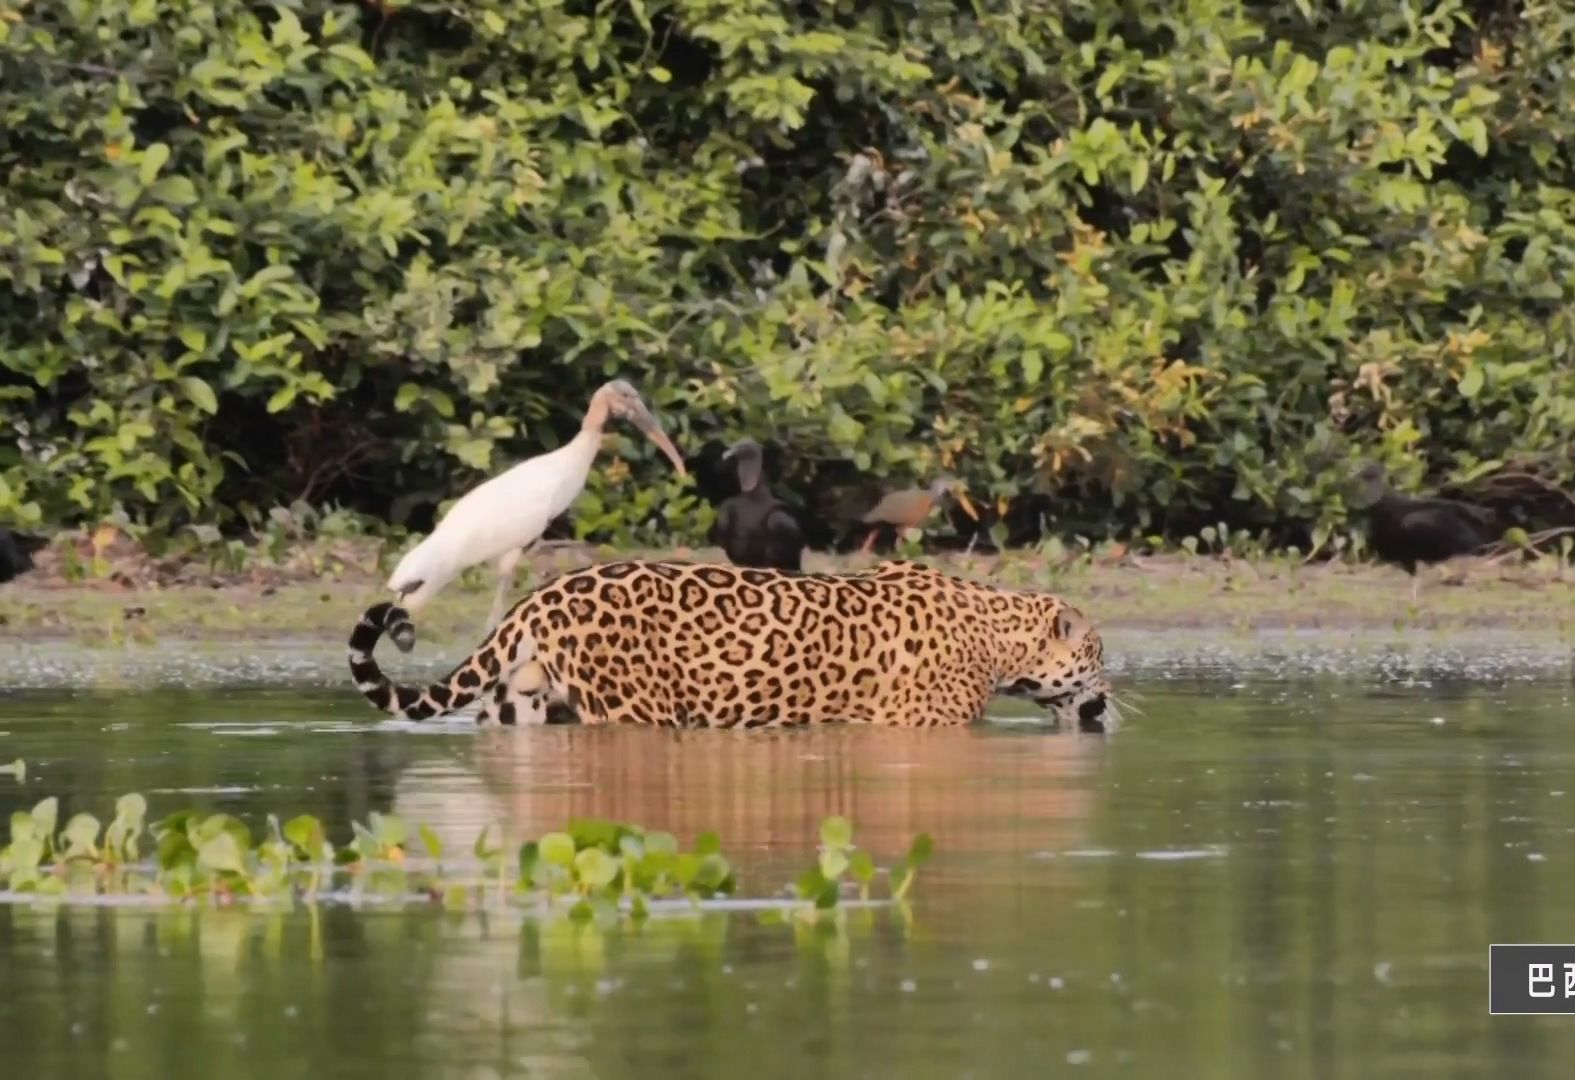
[714,439,805,572]
[1350,462,1500,601]
[0,529,45,585]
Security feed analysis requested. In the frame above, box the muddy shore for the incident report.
[2,541,1568,646]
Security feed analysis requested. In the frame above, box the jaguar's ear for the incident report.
[1053,606,1091,643]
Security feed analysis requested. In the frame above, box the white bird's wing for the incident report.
[387,434,600,598]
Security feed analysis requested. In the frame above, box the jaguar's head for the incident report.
[1001,605,1119,733]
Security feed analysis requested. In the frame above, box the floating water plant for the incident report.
[0,791,932,924]
[764,814,934,926]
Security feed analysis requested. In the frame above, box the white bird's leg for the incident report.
[486,547,525,636]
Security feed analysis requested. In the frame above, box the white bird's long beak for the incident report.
[633,410,687,477]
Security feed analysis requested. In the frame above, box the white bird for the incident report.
[384,379,687,650]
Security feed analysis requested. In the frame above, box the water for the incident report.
[2,634,1574,1078]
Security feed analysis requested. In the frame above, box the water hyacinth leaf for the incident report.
[645,832,678,856]
[370,812,408,848]
[158,827,195,871]
[156,809,199,841]
[197,831,246,875]
[569,818,623,852]
[11,812,37,846]
[518,840,540,882]
[819,849,849,881]
[116,793,147,828]
[849,851,876,886]
[568,899,595,923]
[540,832,576,868]
[30,797,58,841]
[695,854,733,894]
[5,837,44,879]
[796,865,828,901]
[473,824,502,860]
[696,831,721,856]
[0,759,24,782]
[351,820,380,855]
[60,813,101,858]
[284,815,326,860]
[419,824,443,860]
[908,833,934,864]
[638,849,675,882]
[575,847,620,889]
[820,815,853,850]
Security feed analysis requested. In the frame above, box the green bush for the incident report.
[2,0,1572,546]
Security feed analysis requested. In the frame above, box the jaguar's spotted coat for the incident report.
[347,560,1118,731]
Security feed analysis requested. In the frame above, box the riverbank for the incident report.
[1,540,1568,645]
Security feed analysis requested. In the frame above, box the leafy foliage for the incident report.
[3,0,1573,546]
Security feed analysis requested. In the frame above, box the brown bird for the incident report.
[860,477,979,553]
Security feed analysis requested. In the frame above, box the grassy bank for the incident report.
[2,539,1569,646]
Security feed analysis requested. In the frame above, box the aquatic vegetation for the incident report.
[0,792,931,923]
[766,815,934,928]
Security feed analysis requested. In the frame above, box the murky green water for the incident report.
[2,634,1574,1078]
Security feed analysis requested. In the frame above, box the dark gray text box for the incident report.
[1490,945,1575,1014]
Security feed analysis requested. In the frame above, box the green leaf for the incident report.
[197,831,246,875]
[149,177,198,206]
[370,812,408,848]
[575,847,619,889]
[695,831,721,856]
[284,815,325,859]
[30,797,58,840]
[540,832,576,867]
[419,824,443,860]
[61,813,101,857]
[266,386,297,414]
[820,816,852,850]
[139,142,171,185]
[518,840,539,881]
[819,849,849,880]
[1129,156,1150,194]
[795,865,828,900]
[114,793,146,828]
[1020,350,1043,385]
[179,377,219,415]
[1458,365,1484,399]
[849,850,876,885]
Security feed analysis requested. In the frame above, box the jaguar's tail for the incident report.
[347,602,498,720]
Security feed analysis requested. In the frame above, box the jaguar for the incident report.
[347,560,1119,732]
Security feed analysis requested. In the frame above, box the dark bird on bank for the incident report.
[1350,461,1501,602]
[0,529,46,585]
[714,438,805,572]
